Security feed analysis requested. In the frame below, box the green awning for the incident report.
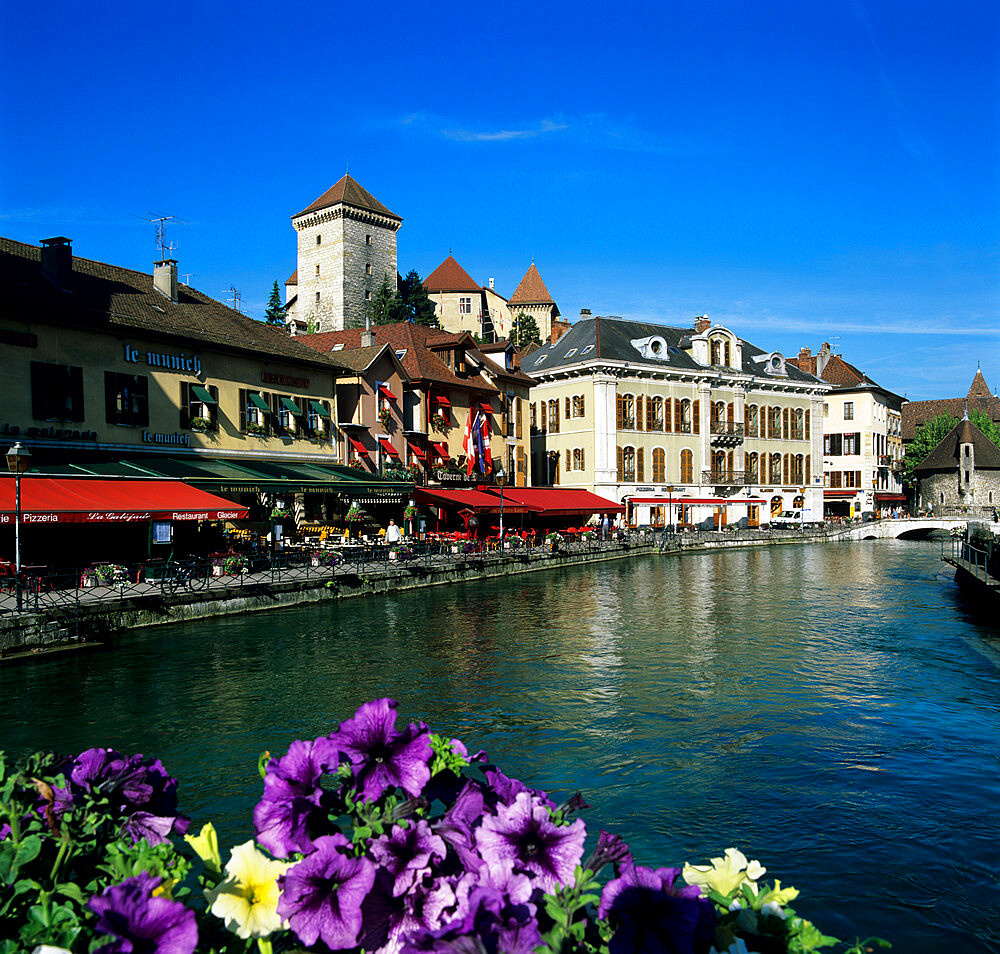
[191,385,217,405]
[248,393,270,412]
[280,397,304,416]
[309,400,332,420]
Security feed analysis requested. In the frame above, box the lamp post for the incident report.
[495,463,506,539]
[6,443,31,613]
[665,485,675,535]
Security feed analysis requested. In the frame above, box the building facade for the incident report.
[914,416,1000,516]
[790,343,905,517]
[508,263,559,345]
[284,175,402,335]
[526,316,831,528]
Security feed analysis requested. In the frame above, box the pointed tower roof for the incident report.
[509,262,555,304]
[968,369,992,400]
[295,174,401,220]
[915,417,1000,472]
[423,255,481,293]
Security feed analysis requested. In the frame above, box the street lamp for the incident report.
[6,443,31,613]
[495,463,506,539]
[665,485,675,535]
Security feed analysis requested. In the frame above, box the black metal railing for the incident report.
[710,421,745,438]
[701,470,746,485]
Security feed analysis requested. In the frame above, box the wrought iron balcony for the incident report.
[702,470,746,486]
[676,422,693,434]
[710,421,745,445]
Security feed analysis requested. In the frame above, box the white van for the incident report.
[771,510,802,527]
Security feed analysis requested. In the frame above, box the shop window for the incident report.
[180,382,219,431]
[30,362,85,422]
[104,372,149,427]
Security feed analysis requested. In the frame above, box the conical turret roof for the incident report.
[295,174,401,220]
[510,263,554,304]
[968,369,993,400]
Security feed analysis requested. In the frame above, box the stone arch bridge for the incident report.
[827,517,966,541]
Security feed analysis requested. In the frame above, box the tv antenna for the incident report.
[224,286,242,313]
[181,273,195,286]
[131,211,187,260]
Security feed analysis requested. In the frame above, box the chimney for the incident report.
[40,237,72,290]
[153,259,178,303]
[549,317,571,344]
[798,346,812,361]
[488,277,495,290]
[361,329,375,348]
[816,341,832,376]
[580,308,591,321]
[693,315,711,334]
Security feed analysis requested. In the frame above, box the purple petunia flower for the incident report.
[253,736,342,858]
[334,698,433,801]
[433,779,486,872]
[598,864,716,954]
[370,820,447,897]
[475,792,585,893]
[88,871,197,954]
[278,834,376,950]
[584,829,633,875]
[478,765,555,812]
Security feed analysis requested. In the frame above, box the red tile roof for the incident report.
[423,256,481,293]
[286,269,297,285]
[901,372,1000,440]
[510,263,554,304]
[295,174,401,220]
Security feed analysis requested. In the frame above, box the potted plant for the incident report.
[311,549,342,568]
[222,554,248,576]
[348,457,367,471]
[344,504,364,538]
[389,544,415,562]
[89,563,128,587]
[430,412,450,433]
[270,506,290,521]
[190,416,212,433]
[378,407,393,429]
[246,421,266,436]
[546,531,563,552]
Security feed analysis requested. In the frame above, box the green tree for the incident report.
[399,269,438,327]
[900,413,958,488]
[510,311,541,349]
[370,275,406,325]
[264,280,285,326]
[969,408,1000,446]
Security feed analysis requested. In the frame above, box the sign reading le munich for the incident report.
[124,343,202,375]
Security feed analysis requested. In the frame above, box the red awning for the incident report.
[407,442,427,460]
[824,489,858,498]
[494,488,624,515]
[0,477,248,524]
[431,442,450,459]
[348,438,370,455]
[378,385,397,401]
[480,402,496,413]
[632,496,766,506]
[875,493,907,502]
[415,487,530,514]
[432,394,451,406]
[378,438,399,457]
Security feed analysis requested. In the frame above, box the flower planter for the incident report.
[388,551,398,562]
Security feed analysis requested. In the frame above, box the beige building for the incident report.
[284,175,402,335]
[526,315,831,528]
[790,343,905,517]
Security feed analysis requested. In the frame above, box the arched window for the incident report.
[618,446,636,482]
[622,395,635,429]
[770,452,782,484]
[711,339,723,365]
[679,399,692,434]
[650,397,664,431]
[680,449,694,484]
[747,452,759,484]
[712,449,726,480]
[547,399,560,434]
[746,405,759,438]
[793,408,804,440]
[792,454,804,484]
[711,401,725,429]
[652,447,666,482]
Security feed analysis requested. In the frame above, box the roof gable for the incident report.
[915,418,1000,472]
[295,174,400,220]
[423,256,481,293]
[509,263,554,304]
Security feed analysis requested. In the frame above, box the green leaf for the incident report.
[55,881,86,904]
[0,833,42,884]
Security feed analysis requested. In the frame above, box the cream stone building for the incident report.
[526,316,832,528]
[790,343,905,518]
[284,175,402,335]
[508,263,559,344]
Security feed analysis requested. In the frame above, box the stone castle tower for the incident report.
[509,262,560,343]
[285,175,402,333]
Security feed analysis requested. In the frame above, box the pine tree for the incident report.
[399,269,438,327]
[370,275,406,325]
[264,281,285,326]
[511,311,541,349]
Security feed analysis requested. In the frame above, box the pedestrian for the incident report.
[385,519,402,544]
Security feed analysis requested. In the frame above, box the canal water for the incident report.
[2,540,998,952]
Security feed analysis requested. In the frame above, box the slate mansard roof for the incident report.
[0,236,345,372]
[522,316,825,386]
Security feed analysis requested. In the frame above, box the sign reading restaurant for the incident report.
[262,370,310,388]
[123,343,202,376]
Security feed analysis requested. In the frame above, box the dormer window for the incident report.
[581,344,595,356]
[564,347,578,358]
[630,335,669,360]
[534,353,548,366]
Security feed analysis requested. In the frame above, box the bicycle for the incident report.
[160,560,208,594]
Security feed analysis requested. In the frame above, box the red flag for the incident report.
[463,408,476,475]
[479,409,492,472]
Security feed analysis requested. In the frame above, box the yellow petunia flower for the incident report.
[185,822,222,877]
[682,848,766,898]
[206,841,290,939]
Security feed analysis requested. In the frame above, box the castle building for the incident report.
[914,415,1000,516]
[284,175,402,335]
[422,255,512,340]
[508,262,559,344]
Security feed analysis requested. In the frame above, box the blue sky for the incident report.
[2,0,997,401]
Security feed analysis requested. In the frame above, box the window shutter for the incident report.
[580,447,585,472]
[782,408,789,439]
[517,449,526,475]
[616,395,623,430]
[553,454,560,485]
[727,450,734,471]
[565,396,570,419]
[239,389,247,432]
[634,395,643,430]
[805,410,810,439]
[783,454,789,484]
[541,401,547,431]
[617,446,624,482]
[179,382,190,429]
[693,400,700,434]
[105,372,118,424]
[646,398,653,430]
[727,402,734,424]
[210,386,220,430]
[636,447,644,481]
[516,399,522,439]
[579,394,585,417]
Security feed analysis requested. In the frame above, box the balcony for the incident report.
[710,421,745,446]
[878,455,892,467]
[702,470,746,486]
[790,428,804,441]
[676,421,693,434]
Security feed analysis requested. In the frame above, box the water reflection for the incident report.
[0,541,998,953]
